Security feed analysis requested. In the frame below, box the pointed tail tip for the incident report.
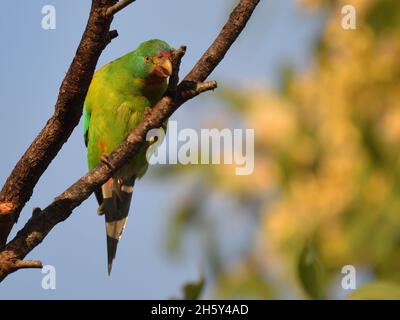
[103,180,134,277]
[107,235,118,276]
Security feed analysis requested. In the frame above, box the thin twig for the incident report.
[168,46,187,95]
[180,81,218,99]
[106,0,136,16]
[185,0,260,83]
[14,260,43,270]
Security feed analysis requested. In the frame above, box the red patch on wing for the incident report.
[99,140,106,153]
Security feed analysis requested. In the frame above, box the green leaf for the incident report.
[348,281,400,300]
[297,239,326,299]
[182,275,205,300]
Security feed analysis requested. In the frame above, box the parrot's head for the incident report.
[131,39,173,81]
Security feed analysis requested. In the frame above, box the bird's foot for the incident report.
[97,203,105,216]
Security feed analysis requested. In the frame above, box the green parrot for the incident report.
[83,39,173,274]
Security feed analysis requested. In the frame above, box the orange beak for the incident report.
[155,58,173,78]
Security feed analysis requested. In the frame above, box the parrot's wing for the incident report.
[83,106,90,147]
[82,104,103,205]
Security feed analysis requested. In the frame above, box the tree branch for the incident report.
[184,0,259,83]
[0,0,260,282]
[167,46,187,94]
[0,0,131,246]
[14,260,43,270]
[106,0,136,16]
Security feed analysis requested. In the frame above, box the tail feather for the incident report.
[100,178,134,275]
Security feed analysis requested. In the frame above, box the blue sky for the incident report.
[0,0,322,299]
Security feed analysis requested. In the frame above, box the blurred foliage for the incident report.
[162,0,400,299]
[365,0,400,35]
[182,274,205,300]
[166,191,202,257]
[171,273,205,300]
[214,258,275,299]
[348,281,400,300]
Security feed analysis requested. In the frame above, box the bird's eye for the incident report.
[144,56,151,63]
